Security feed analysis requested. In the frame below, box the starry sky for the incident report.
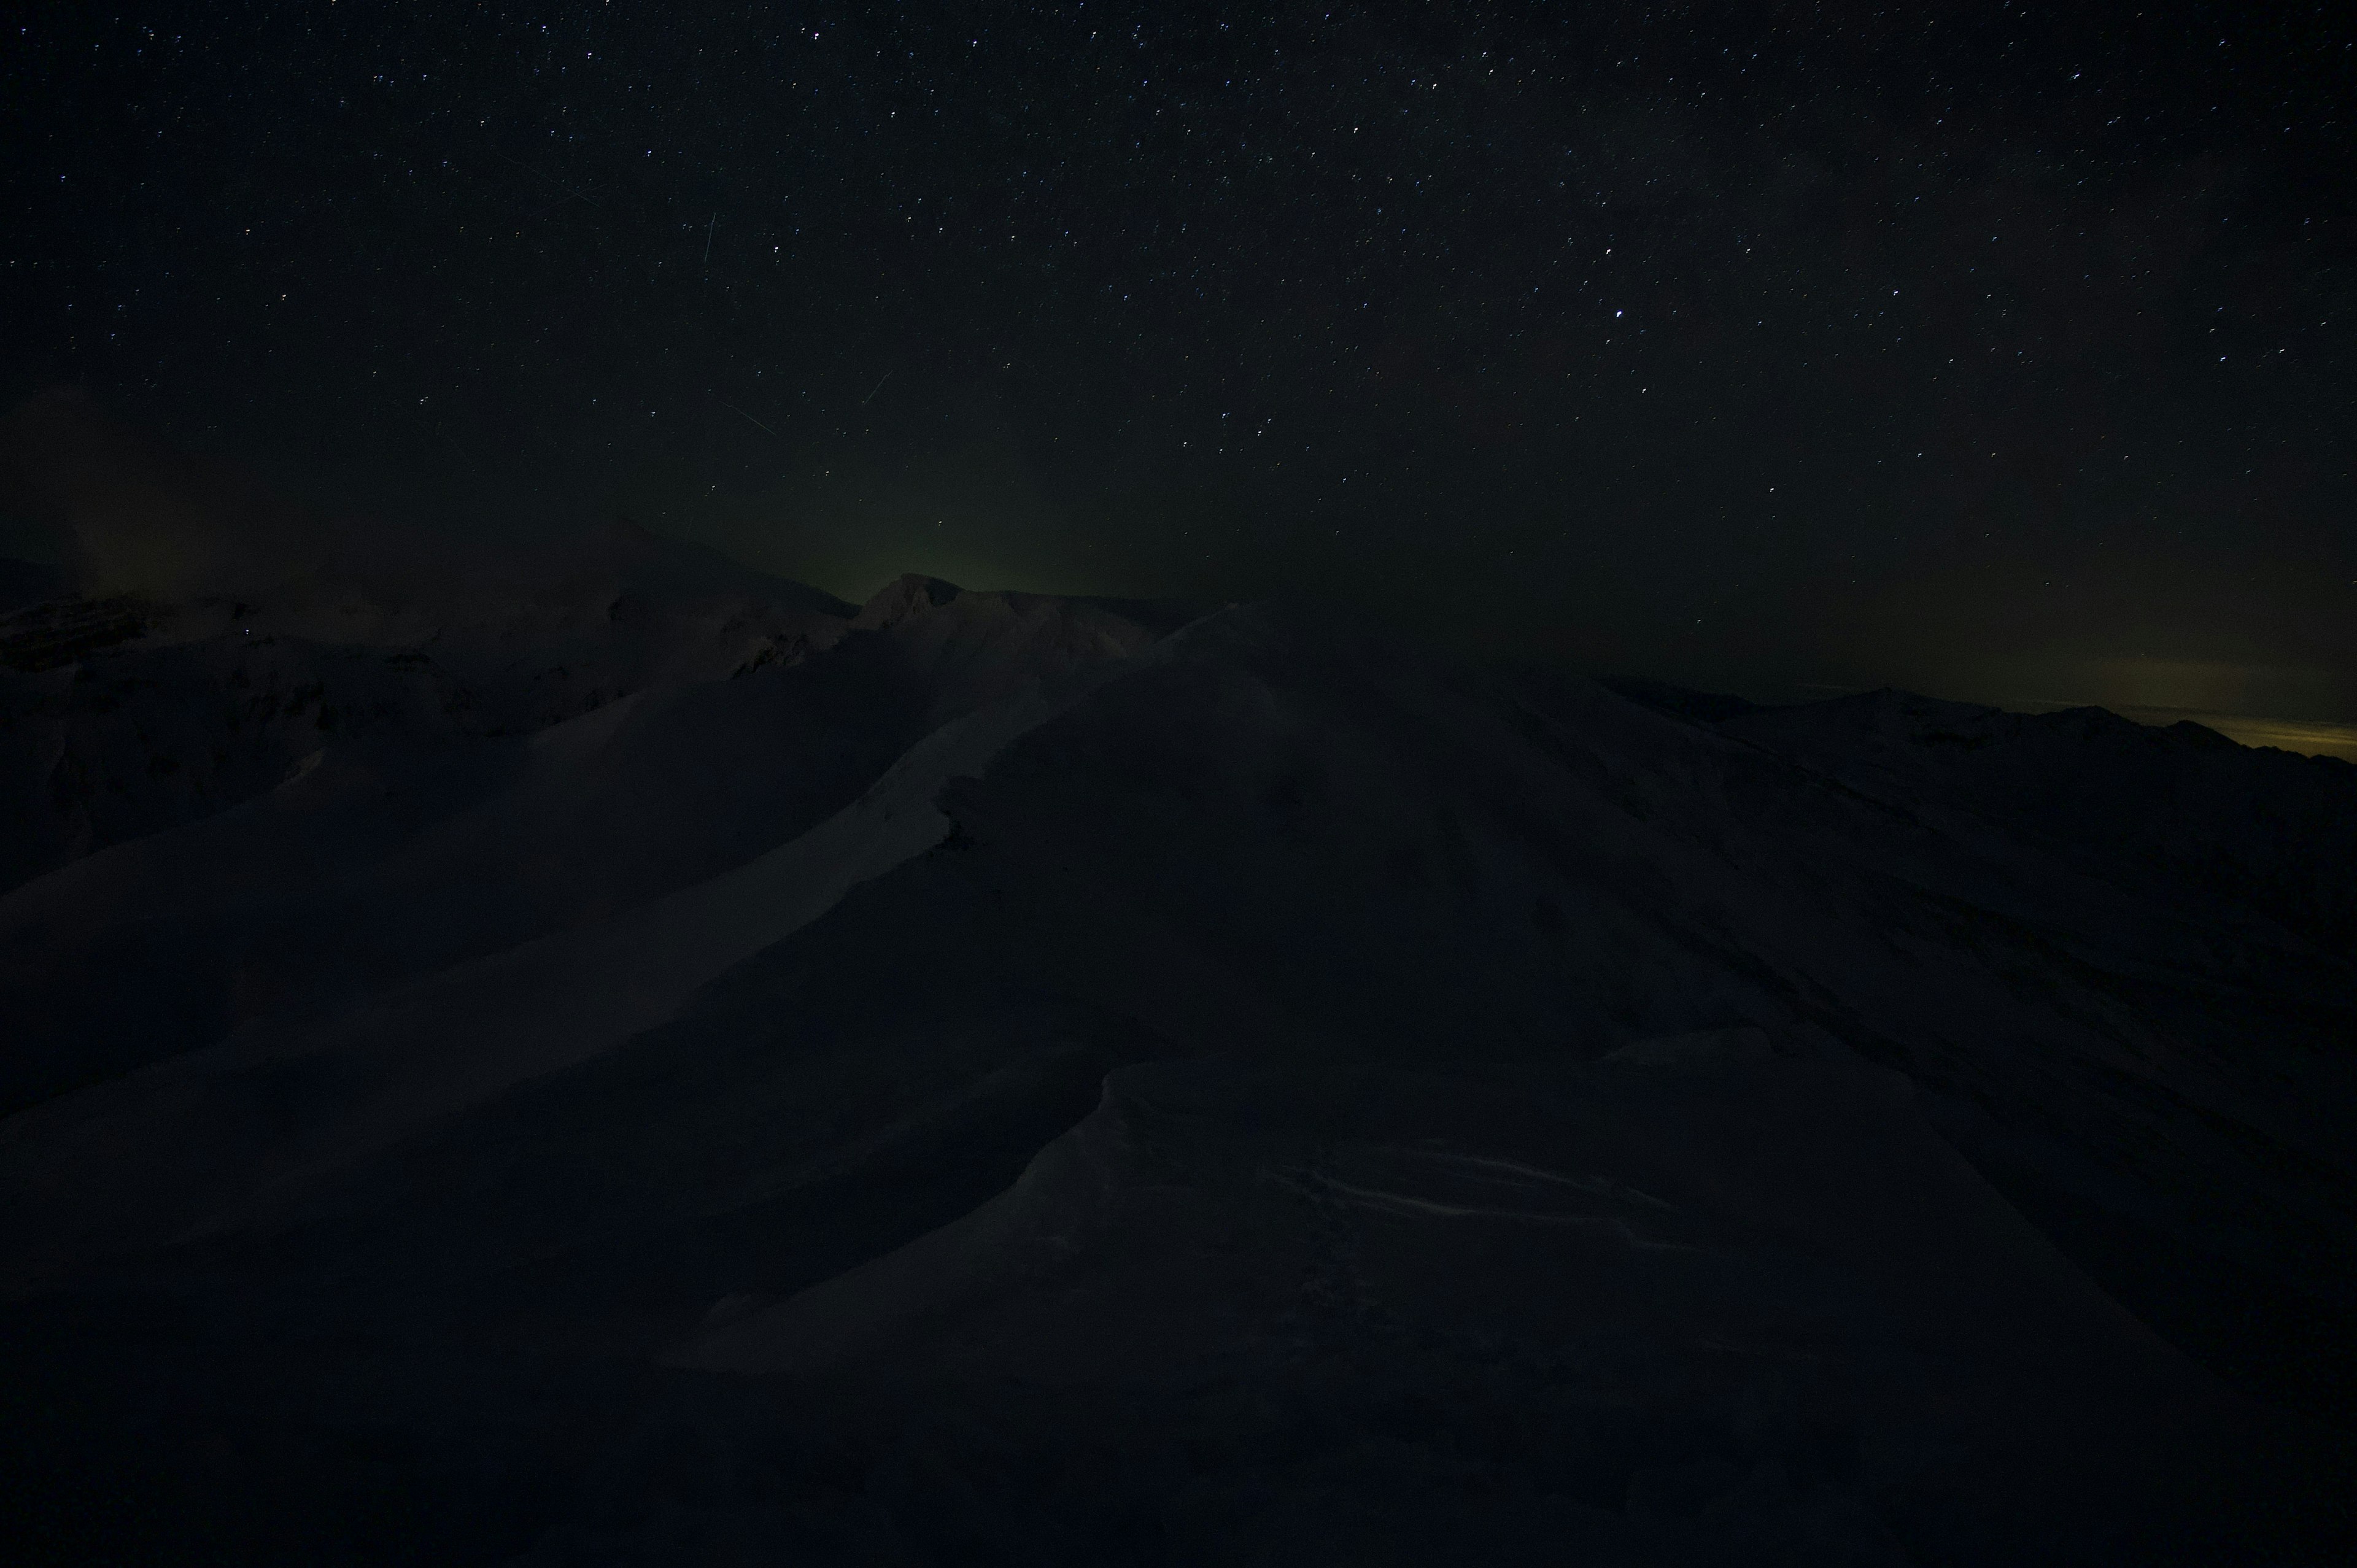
[6,2,2355,743]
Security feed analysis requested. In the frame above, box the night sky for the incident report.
[6,2,2354,746]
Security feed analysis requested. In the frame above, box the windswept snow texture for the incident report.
[2,573,2354,1564]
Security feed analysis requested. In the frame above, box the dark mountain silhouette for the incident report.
[1,413,2353,1564]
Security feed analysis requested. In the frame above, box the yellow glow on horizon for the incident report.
[2163,713,2357,763]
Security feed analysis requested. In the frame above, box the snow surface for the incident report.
[1,547,2352,1562]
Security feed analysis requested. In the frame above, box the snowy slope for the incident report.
[0,574,1180,1111]
[1,600,2351,1564]
[673,1045,2301,1562]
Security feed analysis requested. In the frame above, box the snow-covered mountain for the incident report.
[1,423,2353,1561]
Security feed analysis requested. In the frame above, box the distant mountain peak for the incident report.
[852,573,964,631]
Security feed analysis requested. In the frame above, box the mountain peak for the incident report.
[851,572,964,631]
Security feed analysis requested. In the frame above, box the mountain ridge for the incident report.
[1,438,2352,1559]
